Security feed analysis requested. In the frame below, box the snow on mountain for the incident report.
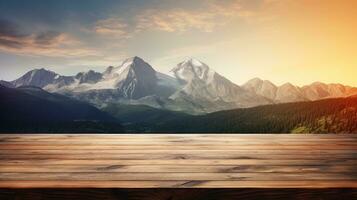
[75,70,103,84]
[112,56,158,99]
[170,58,270,112]
[171,58,215,84]
[155,72,182,97]
[5,56,357,114]
[11,68,59,88]
[59,57,163,100]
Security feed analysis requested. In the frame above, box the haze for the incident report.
[0,0,356,86]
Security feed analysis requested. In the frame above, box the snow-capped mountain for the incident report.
[48,57,161,98]
[11,68,59,88]
[75,70,103,84]
[102,56,158,99]
[170,58,270,112]
[10,68,77,92]
[4,57,357,114]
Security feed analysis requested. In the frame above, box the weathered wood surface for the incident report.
[0,134,356,188]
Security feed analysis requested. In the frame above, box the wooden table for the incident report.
[0,134,356,199]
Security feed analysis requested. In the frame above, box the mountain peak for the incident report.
[11,68,58,88]
[30,68,56,75]
[244,78,276,88]
[171,58,215,83]
[245,78,263,84]
[115,56,154,73]
[183,58,204,66]
[114,56,154,73]
[242,78,278,101]
[281,82,298,88]
[76,70,102,84]
[123,56,146,64]
[101,56,158,99]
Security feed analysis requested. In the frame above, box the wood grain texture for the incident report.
[0,134,356,188]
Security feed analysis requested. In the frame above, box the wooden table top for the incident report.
[0,134,356,188]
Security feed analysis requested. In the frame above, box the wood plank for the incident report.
[1,159,356,166]
[2,134,356,143]
[0,172,356,181]
[2,141,355,146]
[2,149,355,155]
[1,153,355,160]
[1,144,355,150]
[0,134,356,189]
[0,134,357,142]
[1,181,357,188]
[1,134,356,138]
[0,164,354,173]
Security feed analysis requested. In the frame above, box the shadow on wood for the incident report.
[1,189,357,200]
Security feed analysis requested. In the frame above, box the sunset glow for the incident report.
[0,0,356,86]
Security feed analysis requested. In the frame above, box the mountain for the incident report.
[5,57,357,114]
[0,85,123,133]
[44,57,161,96]
[10,68,76,92]
[243,79,308,103]
[62,56,164,105]
[275,83,307,103]
[134,96,357,133]
[11,68,59,88]
[0,80,14,88]
[302,82,357,100]
[75,70,103,84]
[103,56,158,99]
[242,78,277,100]
[169,58,271,112]
[243,78,357,103]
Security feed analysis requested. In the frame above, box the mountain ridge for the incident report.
[127,95,357,133]
[0,85,123,133]
[3,56,357,114]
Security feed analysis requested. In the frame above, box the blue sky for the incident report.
[0,0,356,86]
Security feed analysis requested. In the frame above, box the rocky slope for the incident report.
[5,57,357,114]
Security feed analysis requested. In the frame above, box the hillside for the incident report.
[123,96,357,133]
[102,103,189,132]
[0,85,123,133]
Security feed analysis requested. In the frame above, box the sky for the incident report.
[0,0,356,86]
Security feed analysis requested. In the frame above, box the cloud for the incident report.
[0,19,97,58]
[150,38,239,75]
[136,9,218,33]
[0,19,27,38]
[0,19,29,48]
[34,31,64,45]
[134,0,257,33]
[90,0,261,36]
[93,18,130,38]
